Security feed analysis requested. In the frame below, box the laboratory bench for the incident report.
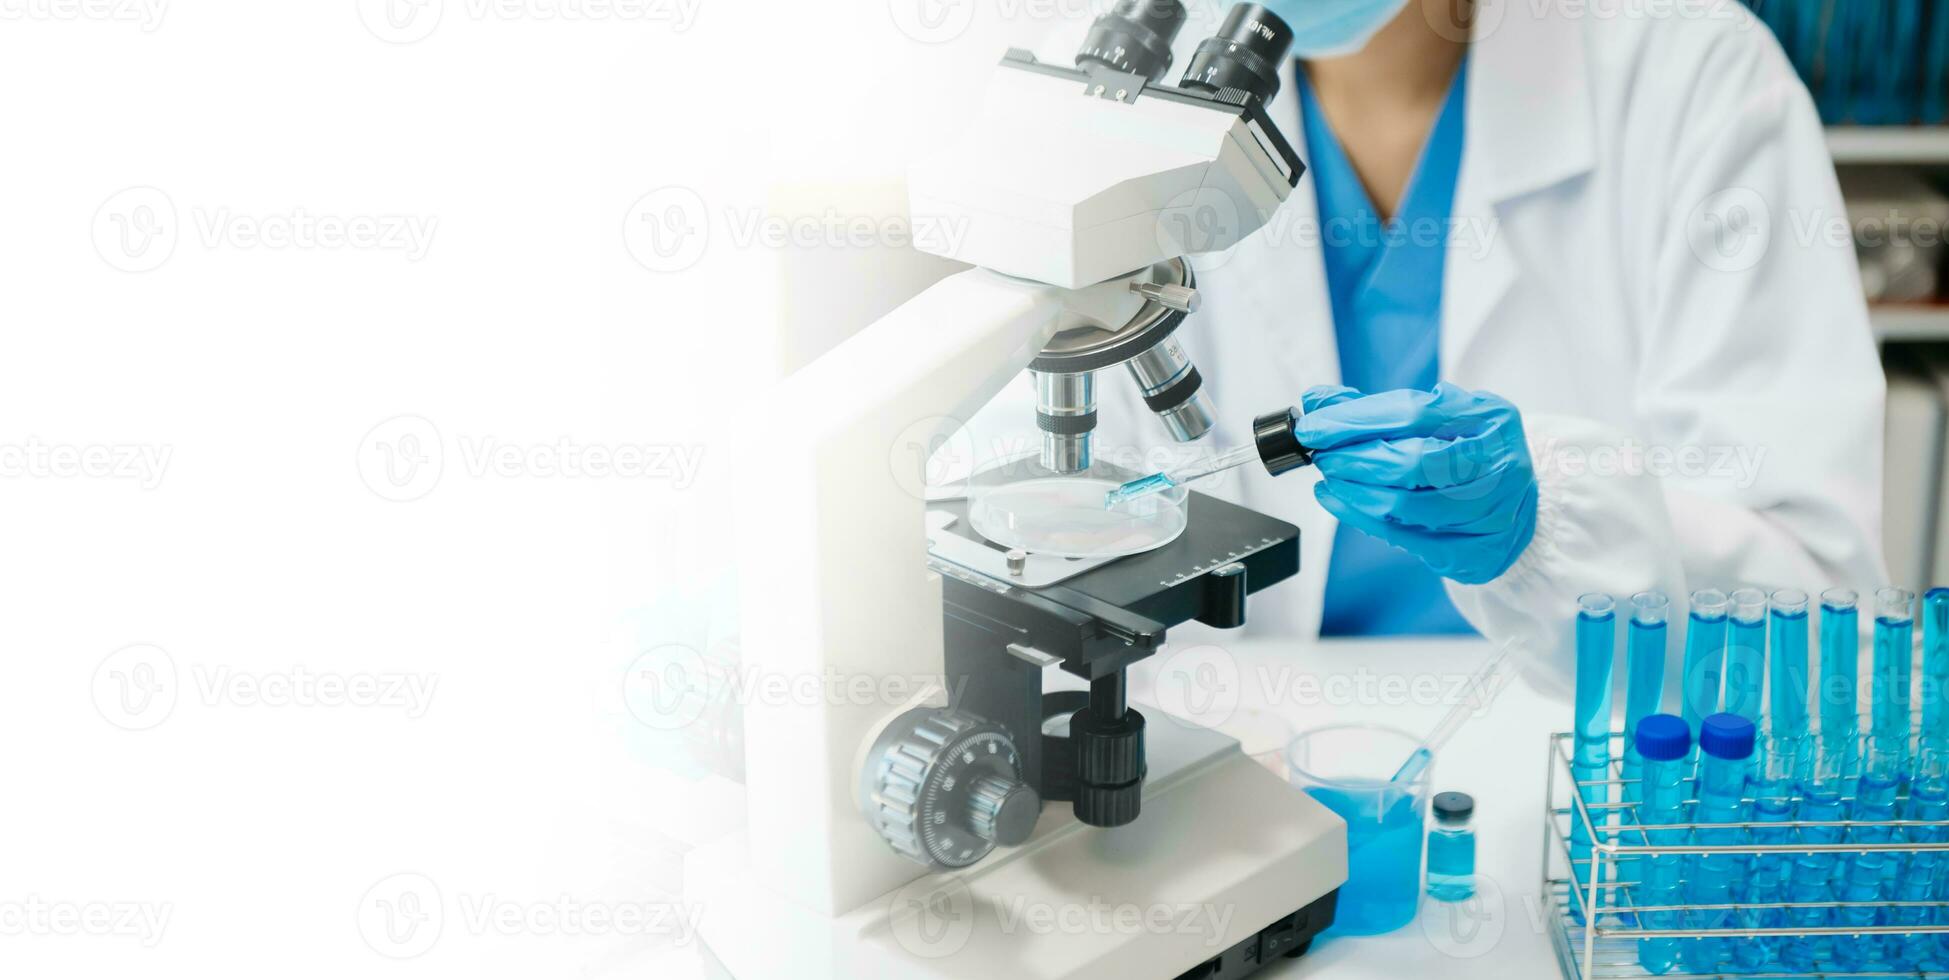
[1164,636,1563,979]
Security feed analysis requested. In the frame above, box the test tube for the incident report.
[1731,732,1800,972]
[1917,592,1949,752]
[1874,588,1916,759]
[1723,589,1768,720]
[1622,592,1669,802]
[1780,736,1850,972]
[1571,594,1616,923]
[1891,746,1948,966]
[1769,589,1811,734]
[1819,589,1860,749]
[1924,589,1949,751]
[1832,737,1901,968]
[1679,590,1728,758]
[1632,714,1691,976]
[1680,713,1755,974]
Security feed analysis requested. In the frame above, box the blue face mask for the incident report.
[1261,0,1413,57]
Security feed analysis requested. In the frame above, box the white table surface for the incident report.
[1161,637,1565,979]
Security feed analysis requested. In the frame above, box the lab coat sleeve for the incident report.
[1444,41,1886,701]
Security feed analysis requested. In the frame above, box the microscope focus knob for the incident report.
[1070,705,1147,827]
[859,707,1040,869]
[965,773,1039,847]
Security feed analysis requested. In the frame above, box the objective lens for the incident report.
[1124,335,1216,443]
[1035,370,1096,474]
[1179,3,1294,105]
[1075,0,1188,82]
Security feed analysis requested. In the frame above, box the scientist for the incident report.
[1030,0,1886,678]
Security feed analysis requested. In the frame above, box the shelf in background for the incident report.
[1829,127,1949,165]
[1874,304,1949,341]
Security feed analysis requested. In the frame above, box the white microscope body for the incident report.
[687,4,1347,977]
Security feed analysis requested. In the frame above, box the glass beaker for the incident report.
[1287,723,1431,936]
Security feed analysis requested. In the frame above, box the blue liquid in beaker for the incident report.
[1307,785,1424,936]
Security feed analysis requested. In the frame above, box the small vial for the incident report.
[1426,791,1475,902]
[1632,714,1691,976]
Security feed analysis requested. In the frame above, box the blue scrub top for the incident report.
[1300,58,1478,638]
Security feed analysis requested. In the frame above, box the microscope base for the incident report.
[686,718,1347,979]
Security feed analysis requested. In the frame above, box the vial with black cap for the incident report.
[1426,790,1475,902]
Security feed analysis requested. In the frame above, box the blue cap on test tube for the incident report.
[1634,714,1691,762]
[1699,713,1756,759]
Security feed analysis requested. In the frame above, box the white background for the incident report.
[0,0,1222,976]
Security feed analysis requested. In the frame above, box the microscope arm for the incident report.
[734,267,1081,915]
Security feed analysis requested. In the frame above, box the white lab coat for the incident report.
[964,1,1887,695]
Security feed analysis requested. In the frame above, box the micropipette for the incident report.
[1103,406,1315,508]
[1389,650,1515,784]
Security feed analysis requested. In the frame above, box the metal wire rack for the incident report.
[1543,731,1949,979]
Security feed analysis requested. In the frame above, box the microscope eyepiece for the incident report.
[1179,3,1293,105]
[1075,0,1188,82]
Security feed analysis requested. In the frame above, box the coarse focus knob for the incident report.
[859,707,1041,869]
[1070,705,1146,827]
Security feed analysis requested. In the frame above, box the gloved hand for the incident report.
[1296,382,1538,585]
[1261,0,1412,58]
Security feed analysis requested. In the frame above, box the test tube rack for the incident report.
[1545,731,1949,979]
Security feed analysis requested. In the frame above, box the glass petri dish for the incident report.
[965,455,1188,559]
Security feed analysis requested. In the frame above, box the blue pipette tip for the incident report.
[1103,472,1175,509]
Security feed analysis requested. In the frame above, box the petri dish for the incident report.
[966,456,1188,559]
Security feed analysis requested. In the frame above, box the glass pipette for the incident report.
[1389,649,1515,784]
[1103,443,1262,508]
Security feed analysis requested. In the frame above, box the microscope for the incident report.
[687,3,1347,976]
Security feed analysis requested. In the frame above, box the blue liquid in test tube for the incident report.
[1834,735,1903,968]
[1622,592,1669,804]
[1770,589,1811,737]
[1874,588,1915,757]
[1679,713,1755,974]
[1904,747,1949,965]
[1923,589,1949,748]
[1819,589,1860,749]
[1732,732,1802,972]
[1723,589,1768,721]
[1632,714,1691,975]
[1679,591,1728,759]
[1780,737,1850,973]
[1572,594,1616,924]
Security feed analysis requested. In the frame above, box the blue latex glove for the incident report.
[1260,0,1411,57]
[1296,382,1538,585]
